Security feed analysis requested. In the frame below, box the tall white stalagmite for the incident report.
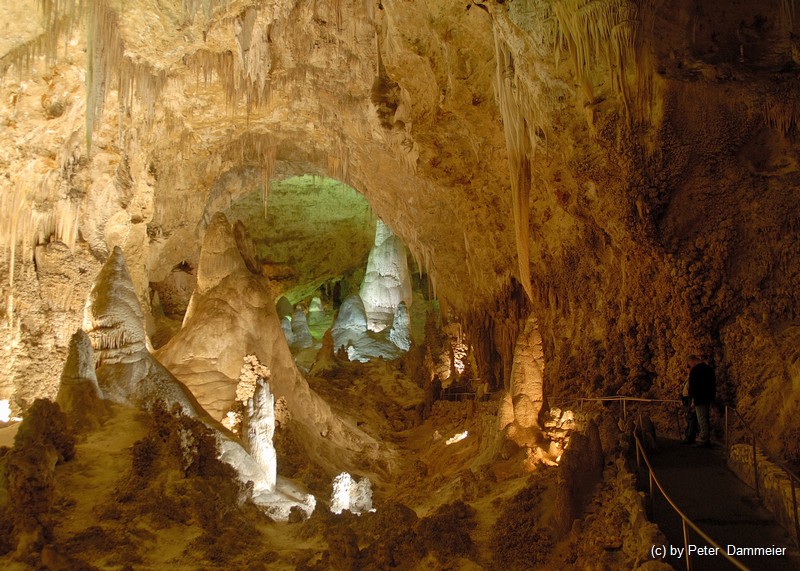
[359,220,412,332]
[247,378,277,490]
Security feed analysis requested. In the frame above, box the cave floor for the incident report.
[643,438,800,570]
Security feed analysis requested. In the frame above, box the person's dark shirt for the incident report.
[688,362,716,405]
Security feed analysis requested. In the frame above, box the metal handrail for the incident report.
[633,427,750,571]
[548,396,749,569]
[725,405,800,544]
[547,395,684,437]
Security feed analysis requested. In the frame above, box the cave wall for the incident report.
[1,0,799,458]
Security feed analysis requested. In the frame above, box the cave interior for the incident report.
[1,0,800,569]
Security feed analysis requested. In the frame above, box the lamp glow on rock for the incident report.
[0,400,11,423]
[359,220,412,332]
[330,472,374,515]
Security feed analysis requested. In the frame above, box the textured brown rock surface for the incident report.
[0,0,798,458]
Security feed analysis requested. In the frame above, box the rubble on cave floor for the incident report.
[0,353,664,570]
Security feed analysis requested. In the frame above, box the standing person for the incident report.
[681,378,698,444]
[687,355,716,447]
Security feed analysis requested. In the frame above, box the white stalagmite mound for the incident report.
[330,472,374,515]
[332,293,368,351]
[82,245,315,520]
[359,220,412,332]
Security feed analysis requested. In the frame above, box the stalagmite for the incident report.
[56,329,110,432]
[330,472,374,515]
[82,245,316,520]
[291,306,314,350]
[276,296,294,321]
[359,220,413,332]
[500,315,548,452]
[331,293,368,351]
[247,378,277,490]
[388,301,411,351]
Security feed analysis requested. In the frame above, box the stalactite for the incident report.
[262,145,276,216]
[551,0,656,122]
[1,181,81,289]
[492,32,538,301]
[326,142,350,184]
[1,0,84,73]
[83,0,169,151]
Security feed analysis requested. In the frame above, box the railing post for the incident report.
[791,475,800,545]
[623,399,627,421]
[649,469,655,517]
[753,433,760,498]
[682,518,691,571]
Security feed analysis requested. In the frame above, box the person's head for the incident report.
[686,354,702,370]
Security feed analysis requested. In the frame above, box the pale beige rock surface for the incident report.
[0,4,799,565]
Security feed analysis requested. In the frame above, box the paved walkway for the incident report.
[640,438,800,570]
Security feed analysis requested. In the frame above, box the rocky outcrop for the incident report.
[155,213,381,470]
[55,330,110,432]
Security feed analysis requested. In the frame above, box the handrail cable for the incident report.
[633,427,750,571]
[546,395,750,570]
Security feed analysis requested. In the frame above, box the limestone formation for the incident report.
[500,315,547,449]
[290,306,314,351]
[388,301,411,351]
[55,330,110,432]
[359,220,413,332]
[330,472,374,516]
[154,213,380,471]
[247,378,277,490]
[331,294,368,351]
[280,316,295,347]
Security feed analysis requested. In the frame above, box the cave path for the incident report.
[642,439,800,570]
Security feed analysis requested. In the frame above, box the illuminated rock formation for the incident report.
[82,245,315,520]
[247,378,277,490]
[331,294,368,351]
[359,220,413,332]
[330,472,374,516]
[154,213,381,471]
[290,306,314,350]
[501,315,546,437]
